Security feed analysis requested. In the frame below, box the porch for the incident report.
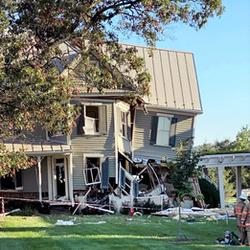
[0,141,74,204]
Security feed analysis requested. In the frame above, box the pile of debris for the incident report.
[72,158,205,215]
[152,206,235,221]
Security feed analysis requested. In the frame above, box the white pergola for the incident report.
[197,153,250,208]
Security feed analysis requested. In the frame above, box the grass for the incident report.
[0,214,248,250]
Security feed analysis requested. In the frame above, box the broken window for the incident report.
[121,111,128,138]
[85,106,99,134]
[83,157,101,185]
[119,164,139,197]
[76,105,107,135]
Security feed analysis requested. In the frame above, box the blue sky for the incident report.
[122,0,250,145]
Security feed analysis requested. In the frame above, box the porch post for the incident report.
[113,102,119,184]
[37,156,42,202]
[236,166,242,200]
[68,153,74,205]
[217,166,225,208]
[47,156,53,200]
[64,156,69,200]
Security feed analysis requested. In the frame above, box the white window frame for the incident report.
[121,111,129,139]
[77,103,107,136]
[155,114,173,147]
[84,105,100,135]
[83,153,104,185]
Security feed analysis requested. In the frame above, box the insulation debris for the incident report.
[152,207,234,220]
[55,218,77,226]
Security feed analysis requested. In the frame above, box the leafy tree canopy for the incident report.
[168,139,200,196]
[0,0,223,176]
[0,0,223,138]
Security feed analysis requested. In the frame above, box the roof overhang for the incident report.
[138,104,202,116]
[197,153,250,168]
[3,142,71,156]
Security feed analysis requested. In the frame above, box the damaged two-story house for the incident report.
[0,43,202,207]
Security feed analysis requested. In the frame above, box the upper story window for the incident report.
[156,116,171,146]
[85,106,99,134]
[150,115,177,147]
[121,111,128,138]
[76,104,106,135]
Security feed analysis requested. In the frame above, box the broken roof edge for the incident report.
[142,104,203,115]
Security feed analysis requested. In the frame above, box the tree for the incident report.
[233,126,250,189]
[0,0,223,175]
[0,144,36,177]
[168,140,200,196]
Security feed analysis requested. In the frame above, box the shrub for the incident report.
[199,178,219,208]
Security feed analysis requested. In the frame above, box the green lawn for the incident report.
[0,214,248,250]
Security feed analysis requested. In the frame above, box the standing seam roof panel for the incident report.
[142,47,158,105]
[152,49,166,106]
[185,54,202,111]
[177,52,193,110]
[169,52,183,109]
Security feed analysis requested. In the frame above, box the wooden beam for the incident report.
[236,166,242,200]
[68,153,74,205]
[217,166,225,208]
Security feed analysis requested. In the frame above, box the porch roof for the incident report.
[2,140,71,156]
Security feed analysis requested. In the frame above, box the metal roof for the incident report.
[123,44,202,112]
[60,42,202,113]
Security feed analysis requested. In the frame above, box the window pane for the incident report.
[156,117,171,146]
[158,117,170,131]
[156,130,170,146]
[121,111,128,138]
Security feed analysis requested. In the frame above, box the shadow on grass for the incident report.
[0,227,49,232]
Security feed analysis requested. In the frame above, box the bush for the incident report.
[199,178,220,208]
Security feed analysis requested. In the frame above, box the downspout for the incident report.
[113,101,119,184]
